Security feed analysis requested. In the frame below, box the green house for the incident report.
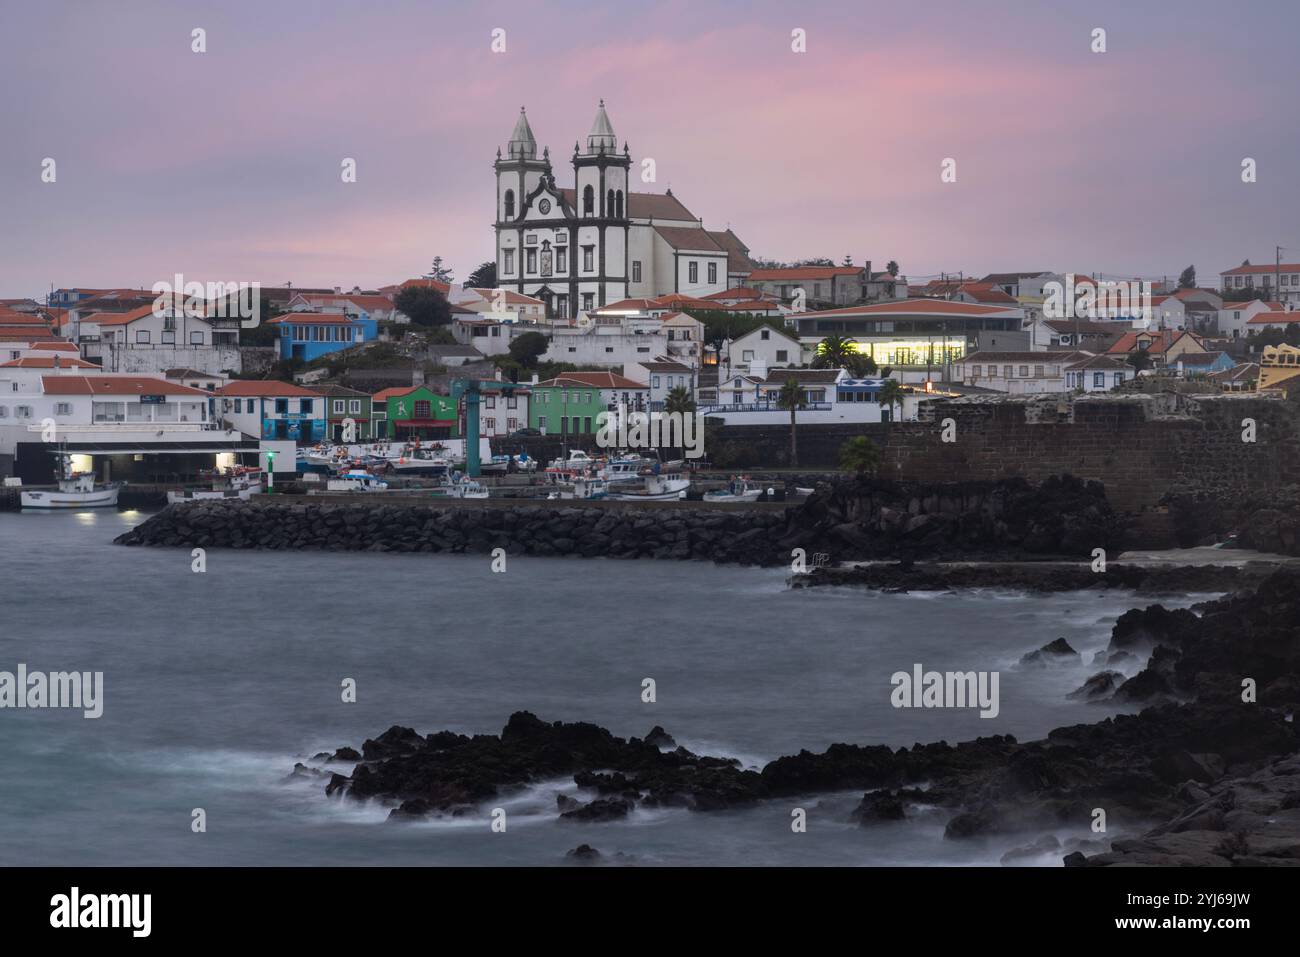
[378,385,458,440]
[315,384,375,441]
[528,373,648,436]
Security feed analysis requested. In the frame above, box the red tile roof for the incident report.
[215,380,321,397]
[1220,263,1300,276]
[1,356,98,368]
[41,375,209,396]
[809,298,1020,317]
[25,341,81,352]
[1246,311,1300,325]
[749,266,862,281]
[538,372,648,390]
[370,386,419,402]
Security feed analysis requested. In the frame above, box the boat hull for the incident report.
[21,487,120,509]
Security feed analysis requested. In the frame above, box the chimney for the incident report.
[865,260,872,277]
[53,354,61,369]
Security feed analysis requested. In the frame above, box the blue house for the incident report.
[272,311,377,362]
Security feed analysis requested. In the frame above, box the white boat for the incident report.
[547,476,610,500]
[703,477,765,503]
[320,469,390,493]
[433,473,489,499]
[21,457,120,509]
[389,448,452,475]
[167,467,263,504]
[610,471,690,502]
[512,453,538,472]
[547,450,597,470]
[600,457,648,484]
[478,454,513,475]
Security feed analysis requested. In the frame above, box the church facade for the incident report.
[494,102,754,320]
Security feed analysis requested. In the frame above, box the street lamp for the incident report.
[264,450,276,492]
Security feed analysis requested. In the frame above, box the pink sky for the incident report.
[2,0,1297,297]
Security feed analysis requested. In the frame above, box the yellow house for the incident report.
[1258,344,1300,393]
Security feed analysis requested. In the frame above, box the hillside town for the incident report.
[4,104,1300,494]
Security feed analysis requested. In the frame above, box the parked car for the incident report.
[509,427,542,438]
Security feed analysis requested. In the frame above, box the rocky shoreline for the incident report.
[299,569,1300,866]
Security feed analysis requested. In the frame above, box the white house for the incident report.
[214,380,326,444]
[0,373,251,483]
[1063,354,1131,392]
[76,299,242,376]
[722,324,801,377]
[623,359,695,409]
[1219,300,1284,338]
[1220,262,1300,304]
[477,384,531,438]
[954,350,1091,393]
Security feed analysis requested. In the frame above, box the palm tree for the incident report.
[838,435,881,475]
[877,379,905,422]
[845,351,879,378]
[775,378,806,466]
[663,385,697,461]
[813,335,856,369]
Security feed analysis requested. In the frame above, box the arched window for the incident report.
[606,189,615,216]
[615,190,624,219]
[503,190,515,219]
[582,185,594,216]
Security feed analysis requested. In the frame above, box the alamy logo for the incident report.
[50,887,151,937]
[151,273,261,328]
[0,664,103,718]
[595,405,703,458]
[891,663,999,719]
[1042,272,1151,324]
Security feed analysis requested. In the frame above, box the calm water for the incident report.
[0,510,1210,866]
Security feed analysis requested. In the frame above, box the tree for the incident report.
[886,261,899,277]
[775,379,806,466]
[508,330,549,368]
[664,385,696,415]
[425,256,455,283]
[466,261,497,288]
[812,334,856,369]
[877,379,904,420]
[1178,265,1197,289]
[1126,350,1153,372]
[845,351,879,378]
[838,435,881,475]
[393,286,452,328]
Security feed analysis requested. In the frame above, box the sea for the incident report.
[0,509,1216,866]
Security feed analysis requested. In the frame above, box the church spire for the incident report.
[507,106,537,160]
[586,99,616,154]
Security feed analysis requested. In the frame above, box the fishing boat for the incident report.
[166,466,263,504]
[20,456,120,509]
[547,450,598,470]
[547,475,610,500]
[600,455,649,484]
[432,472,490,499]
[388,447,452,475]
[478,454,514,475]
[703,476,765,503]
[609,470,690,502]
[320,469,390,493]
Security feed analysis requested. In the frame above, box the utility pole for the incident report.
[1277,246,1285,303]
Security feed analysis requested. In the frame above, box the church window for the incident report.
[583,246,594,271]
[583,293,594,312]
[688,262,698,284]
[583,185,594,216]
[632,260,641,282]
[526,248,537,273]
[504,190,515,219]
[556,294,569,316]
[556,248,567,272]
[615,190,624,218]
[708,262,717,284]
[503,249,515,275]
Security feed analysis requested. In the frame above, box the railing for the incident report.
[699,402,833,414]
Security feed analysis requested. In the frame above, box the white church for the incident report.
[494,102,755,320]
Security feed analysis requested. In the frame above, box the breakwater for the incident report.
[114,474,1126,565]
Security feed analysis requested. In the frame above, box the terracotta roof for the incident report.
[712,300,784,312]
[1246,310,1300,325]
[702,286,763,300]
[215,380,321,397]
[26,341,81,352]
[80,305,157,326]
[749,266,862,281]
[297,294,395,312]
[558,188,697,222]
[705,229,756,274]
[1172,351,1227,366]
[382,278,451,296]
[467,288,543,306]
[1,356,98,368]
[1210,362,1259,383]
[807,298,1021,317]
[962,350,1087,364]
[1105,330,1199,354]
[41,375,209,396]
[537,372,648,390]
[269,312,359,325]
[653,225,724,253]
[1220,263,1300,276]
[636,361,692,373]
[1064,354,1131,371]
[370,386,418,402]
[1043,319,1126,335]
[597,298,662,313]
[653,294,715,310]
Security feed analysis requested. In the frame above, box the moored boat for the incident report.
[703,476,765,503]
[20,456,120,509]
[609,470,690,502]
